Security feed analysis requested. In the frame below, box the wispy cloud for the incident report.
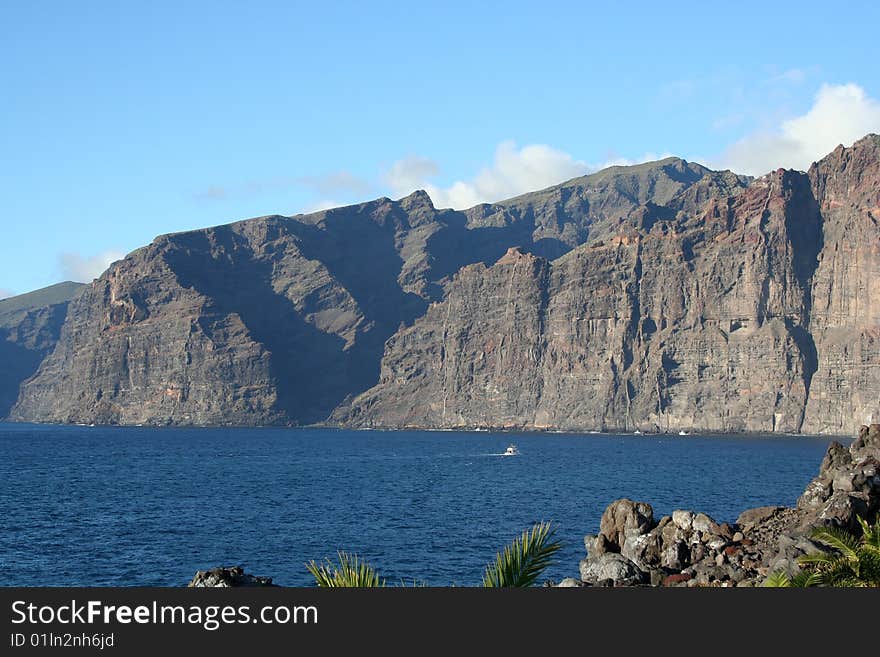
[765,68,807,86]
[194,170,372,202]
[295,171,372,197]
[194,185,229,201]
[0,288,14,300]
[297,199,344,214]
[385,141,590,209]
[593,151,674,169]
[58,250,124,283]
[383,143,679,210]
[715,83,880,175]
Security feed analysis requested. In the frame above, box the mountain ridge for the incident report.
[6,135,880,432]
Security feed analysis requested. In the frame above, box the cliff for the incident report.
[8,136,880,432]
[0,282,83,417]
[344,136,880,433]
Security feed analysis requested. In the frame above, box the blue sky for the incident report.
[2,1,879,297]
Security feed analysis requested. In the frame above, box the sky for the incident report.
[1,1,879,298]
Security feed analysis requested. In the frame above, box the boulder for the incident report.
[736,506,786,529]
[662,573,692,587]
[584,533,615,558]
[622,529,664,570]
[598,499,655,550]
[692,512,720,535]
[556,577,583,588]
[851,423,880,452]
[672,510,694,532]
[579,553,645,585]
[660,540,690,571]
[574,423,879,587]
[188,566,276,587]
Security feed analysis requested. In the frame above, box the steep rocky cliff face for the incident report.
[344,136,879,433]
[9,136,879,431]
[0,282,83,417]
[803,137,880,432]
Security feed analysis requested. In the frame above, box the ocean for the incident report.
[0,423,841,586]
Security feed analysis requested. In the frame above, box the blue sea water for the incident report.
[0,423,842,587]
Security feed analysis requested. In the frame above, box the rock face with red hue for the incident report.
[8,136,880,433]
[344,136,879,433]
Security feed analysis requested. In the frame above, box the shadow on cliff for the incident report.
[0,303,70,419]
[164,230,353,424]
[784,173,824,421]
[0,338,44,418]
[421,210,570,298]
[165,218,431,425]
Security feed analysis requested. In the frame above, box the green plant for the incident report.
[306,521,562,587]
[762,569,822,588]
[763,515,880,588]
[481,521,562,588]
[306,551,386,588]
[797,516,880,587]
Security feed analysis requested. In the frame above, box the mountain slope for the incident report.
[342,136,879,433]
[9,158,728,426]
[0,282,84,417]
[8,137,879,432]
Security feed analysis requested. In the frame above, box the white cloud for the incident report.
[0,288,14,300]
[593,152,674,169]
[717,83,880,175]
[385,141,589,209]
[383,156,440,196]
[58,250,124,283]
[298,199,343,214]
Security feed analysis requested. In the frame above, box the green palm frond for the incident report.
[859,516,880,552]
[796,516,880,587]
[789,570,823,587]
[809,525,861,558]
[798,552,850,569]
[481,522,562,588]
[762,571,792,587]
[763,569,822,587]
[306,551,386,587]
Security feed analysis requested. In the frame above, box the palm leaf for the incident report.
[860,517,880,553]
[482,522,562,588]
[762,569,821,587]
[306,551,386,587]
[789,570,823,587]
[797,516,880,587]
[809,525,861,558]
[762,571,791,587]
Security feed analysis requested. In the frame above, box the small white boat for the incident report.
[678,430,689,436]
[503,444,519,456]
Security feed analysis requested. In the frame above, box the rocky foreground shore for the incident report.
[566,423,880,587]
[189,424,879,588]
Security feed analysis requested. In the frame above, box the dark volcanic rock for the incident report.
[12,159,739,427]
[8,136,880,431]
[343,137,880,433]
[0,282,83,418]
[575,423,880,586]
[187,566,275,587]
